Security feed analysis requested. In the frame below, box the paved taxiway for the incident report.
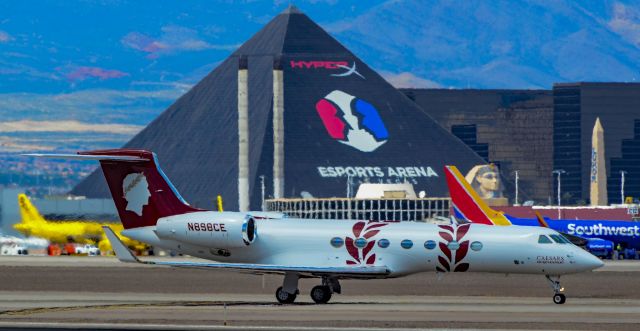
[0,256,639,330]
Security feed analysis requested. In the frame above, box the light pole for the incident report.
[260,175,266,211]
[552,169,566,219]
[514,170,520,206]
[621,171,627,204]
[552,170,566,206]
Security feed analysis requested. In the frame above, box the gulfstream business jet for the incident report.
[29,150,603,304]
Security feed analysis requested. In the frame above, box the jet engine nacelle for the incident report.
[155,212,257,250]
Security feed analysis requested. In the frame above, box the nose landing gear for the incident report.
[553,293,566,305]
[546,275,566,304]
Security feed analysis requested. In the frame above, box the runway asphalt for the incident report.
[0,256,639,330]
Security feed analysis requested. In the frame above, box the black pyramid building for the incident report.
[72,6,487,211]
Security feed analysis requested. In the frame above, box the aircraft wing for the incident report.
[103,226,390,279]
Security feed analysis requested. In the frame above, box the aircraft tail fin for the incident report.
[26,149,202,229]
[444,166,512,226]
[17,194,45,224]
[534,211,550,228]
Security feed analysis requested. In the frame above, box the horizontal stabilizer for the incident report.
[102,226,139,263]
[23,153,149,162]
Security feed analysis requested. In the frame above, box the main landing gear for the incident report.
[310,277,341,304]
[275,286,298,304]
[275,272,299,304]
[275,273,341,304]
[546,275,566,304]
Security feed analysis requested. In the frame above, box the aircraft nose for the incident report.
[576,249,605,271]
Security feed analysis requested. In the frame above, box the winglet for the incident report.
[102,226,139,263]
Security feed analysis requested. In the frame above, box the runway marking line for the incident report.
[0,300,445,316]
[0,301,319,316]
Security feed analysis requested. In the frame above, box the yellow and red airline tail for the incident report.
[444,166,512,226]
[534,211,550,228]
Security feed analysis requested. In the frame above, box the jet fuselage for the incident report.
[123,213,602,277]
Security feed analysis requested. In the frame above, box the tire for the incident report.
[275,286,297,304]
[553,293,566,304]
[310,285,332,304]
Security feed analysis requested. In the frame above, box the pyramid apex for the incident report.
[281,4,302,15]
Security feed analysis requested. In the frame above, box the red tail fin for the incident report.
[79,149,201,229]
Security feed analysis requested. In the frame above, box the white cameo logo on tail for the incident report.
[122,173,151,216]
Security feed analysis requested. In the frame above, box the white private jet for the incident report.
[29,149,604,304]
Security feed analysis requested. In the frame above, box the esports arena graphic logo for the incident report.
[315,90,388,152]
[290,60,365,79]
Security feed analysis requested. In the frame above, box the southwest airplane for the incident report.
[29,150,603,304]
[445,165,637,250]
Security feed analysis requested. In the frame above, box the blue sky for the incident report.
[0,1,384,94]
[0,1,386,144]
[1,0,639,152]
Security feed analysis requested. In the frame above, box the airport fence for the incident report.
[264,197,451,222]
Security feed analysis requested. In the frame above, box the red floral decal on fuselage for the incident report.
[436,224,471,272]
[344,221,388,265]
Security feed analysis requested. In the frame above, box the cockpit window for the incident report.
[538,235,552,244]
[549,234,568,244]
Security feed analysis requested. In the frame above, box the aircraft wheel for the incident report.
[310,285,332,304]
[275,286,297,304]
[553,293,566,304]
